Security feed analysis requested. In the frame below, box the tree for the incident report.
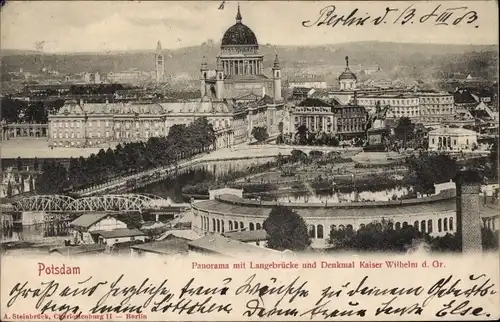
[482,227,499,251]
[309,150,324,159]
[329,219,425,252]
[290,149,307,164]
[33,157,39,171]
[263,206,311,251]
[36,161,68,194]
[296,125,308,145]
[16,157,23,172]
[394,117,415,148]
[251,126,269,143]
[6,181,13,198]
[406,152,458,194]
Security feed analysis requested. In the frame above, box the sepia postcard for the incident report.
[0,0,499,320]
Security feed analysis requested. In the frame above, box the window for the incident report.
[88,122,92,128]
[308,225,316,238]
[105,120,109,127]
[97,120,100,127]
[70,122,74,128]
[317,225,324,239]
[105,131,109,138]
[88,132,93,138]
[77,122,80,128]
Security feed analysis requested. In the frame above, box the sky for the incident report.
[1,1,498,53]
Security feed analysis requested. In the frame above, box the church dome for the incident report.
[339,70,357,81]
[221,5,258,47]
[338,56,357,80]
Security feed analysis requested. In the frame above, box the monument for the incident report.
[363,101,392,152]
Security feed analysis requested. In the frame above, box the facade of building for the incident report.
[48,100,234,149]
[428,128,478,151]
[287,76,327,89]
[334,103,368,138]
[356,91,455,125]
[192,190,498,249]
[94,228,147,246]
[70,213,128,244]
[291,98,336,134]
[289,97,367,138]
[106,70,153,84]
[417,91,455,124]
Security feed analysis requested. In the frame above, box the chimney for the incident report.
[454,170,483,253]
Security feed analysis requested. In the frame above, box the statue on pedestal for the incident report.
[363,101,392,152]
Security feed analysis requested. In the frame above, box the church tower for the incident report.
[272,54,282,101]
[216,58,225,100]
[338,56,357,90]
[200,56,208,97]
[155,41,165,83]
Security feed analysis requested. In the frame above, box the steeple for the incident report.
[236,3,242,23]
[201,55,208,71]
[345,56,350,71]
[216,57,223,71]
[273,54,280,69]
[156,41,162,53]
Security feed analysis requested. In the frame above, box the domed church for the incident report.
[200,4,282,102]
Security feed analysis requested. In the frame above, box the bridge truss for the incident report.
[12,194,169,213]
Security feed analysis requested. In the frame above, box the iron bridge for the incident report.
[11,194,181,213]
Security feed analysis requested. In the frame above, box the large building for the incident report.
[428,128,478,151]
[356,91,455,125]
[48,100,234,149]
[47,5,286,148]
[200,5,282,102]
[289,97,368,139]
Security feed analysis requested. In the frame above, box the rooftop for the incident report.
[429,128,477,136]
[70,213,113,229]
[223,229,268,242]
[49,244,106,256]
[159,229,201,241]
[91,228,145,239]
[130,238,189,255]
[297,97,332,107]
[188,234,280,258]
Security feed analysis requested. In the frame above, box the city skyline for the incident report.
[1,1,498,53]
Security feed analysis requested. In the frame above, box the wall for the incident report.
[88,217,127,232]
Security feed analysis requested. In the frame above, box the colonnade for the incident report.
[199,215,264,234]
[483,216,498,231]
[1,124,48,141]
[195,210,466,244]
[222,59,263,76]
